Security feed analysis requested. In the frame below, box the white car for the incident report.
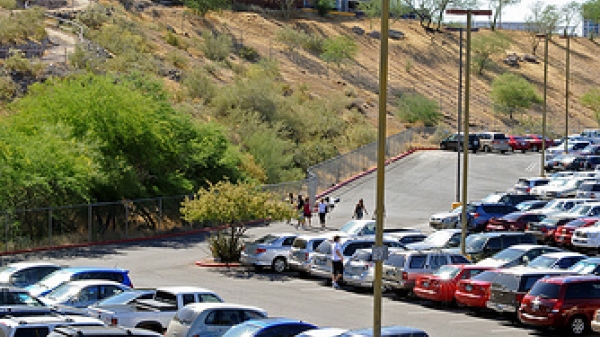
[538,177,596,199]
[429,207,462,230]
[550,202,600,220]
[164,302,267,337]
[572,222,600,250]
[525,251,587,269]
[40,280,131,308]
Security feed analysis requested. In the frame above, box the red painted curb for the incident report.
[195,261,241,268]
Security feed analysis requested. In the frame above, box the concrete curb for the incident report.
[195,259,241,268]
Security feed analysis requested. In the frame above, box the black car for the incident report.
[440,133,480,153]
[447,232,537,262]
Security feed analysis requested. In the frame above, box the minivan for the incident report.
[452,232,537,262]
[519,275,600,335]
[288,234,328,276]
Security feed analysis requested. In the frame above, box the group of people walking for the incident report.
[287,193,330,230]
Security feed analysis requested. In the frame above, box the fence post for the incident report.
[88,204,92,242]
[48,209,53,245]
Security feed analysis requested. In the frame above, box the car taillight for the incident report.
[551,299,563,313]
[304,252,309,261]
[515,293,525,305]
[364,262,374,270]
[473,213,480,218]
[402,271,408,280]
[256,248,267,254]
[526,187,531,193]
[110,317,118,326]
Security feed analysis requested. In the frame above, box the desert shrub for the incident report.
[321,35,357,68]
[0,7,46,44]
[315,0,335,16]
[76,3,110,29]
[200,31,232,61]
[105,51,161,74]
[237,45,259,62]
[208,230,243,262]
[68,44,106,73]
[0,75,17,101]
[182,68,216,102]
[0,0,16,10]
[165,31,180,47]
[4,52,44,78]
[395,92,441,127]
[167,50,189,69]
[87,23,151,56]
[302,35,325,54]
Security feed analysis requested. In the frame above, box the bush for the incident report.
[4,51,44,78]
[315,0,335,16]
[302,35,325,54]
[238,45,259,62]
[200,31,232,61]
[76,3,110,29]
[275,26,307,52]
[0,75,17,101]
[165,31,181,47]
[0,0,16,10]
[68,44,106,73]
[321,35,357,68]
[395,92,442,127]
[208,230,243,262]
[0,8,46,44]
[182,68,216,102]
[167,50,189,69]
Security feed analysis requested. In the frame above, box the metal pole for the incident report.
[460,12,473,256]
[48,209,53,245]
[565,30,570,154]
[541,34,548,177]
[374,0,391,335]
[456,28,463,203]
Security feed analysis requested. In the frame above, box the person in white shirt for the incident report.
[317,198,328,228]
[331,235,344,289]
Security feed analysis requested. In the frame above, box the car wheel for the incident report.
[483,145,489,152]
[394,289,409,298]
[521,149,526,153]
[567,315,588,335]
[272,257,287,273]
[501,150,507,154]
[440,143,447,150]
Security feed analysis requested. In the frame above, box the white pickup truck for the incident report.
[87,286,223,333]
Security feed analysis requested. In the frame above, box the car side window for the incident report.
[199,294,222,303]
[282,237,296,246]
[343,243,360,257]
[409,255,427,269]
[565,283,590,299]
[450,255,470,264]
[243,309,266,320]
[428,255,445,270]
[503,236,518,247]
[79,286,99,302]
[212,309,241,325]
[182,294,195,306]
[100,285,124,299]
[487,238,501,250]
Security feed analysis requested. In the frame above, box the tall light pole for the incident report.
[565,29,571,155]
[446,9,492,255]
[537,33,549,177]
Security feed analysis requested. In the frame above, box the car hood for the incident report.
[475,258,507,268]
[405,242,441,250]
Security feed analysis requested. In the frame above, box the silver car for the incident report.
[288,234,329,276]
[164,302,267,337]
[343,247,406,289]
[240,233,297,273]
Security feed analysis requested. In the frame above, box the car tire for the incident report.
[440,143,447,150]
[567,315,589,335]
[483,145,490,152]
[394,289,409,298]
[501,150,507,154]
[272,257,287,273]
[521,149,526,153]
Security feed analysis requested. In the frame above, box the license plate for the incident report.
[465,284,473,292]
[422,282,429,288]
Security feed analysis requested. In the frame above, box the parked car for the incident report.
[525,134,554,152]
[221,318,317,337]
[578,155,600,170]
[485,212,545,232]
[511,177,550,195]
[339,326,429,337]
[454,232,537,262]
[572,220,600,252]
[515,200,549,212]
[475,244,563,268]
[454,269,503,310]
[428,207,465,230]
[468,203,520,232]
[507,135,530,153]
[331,220,410,237]
[240,233,297,273]
[164,302,268,337]
[525,216,578,244]
[385,231,427,245]
[439,133,480,153]
[0,262,61,289]
[26,267,133,298]
[486,267,576,316]
[40,280,131,308]
[525,252,587,270]
[580,144,600,156]
[540,177,595,199]
[342,247,407,289]
[477,132,509,153]
[381,249,471,298]
[546,140,591,158]
[569,258,600,276]
[486,193,540,207]
[296,328,348,337]
[555,217,600,246]
[310,236,405,281]
[529,197,593,217]
[413,264,492,304]
[519,275,600,335]
[405,229,462,250]
[48,326,163,337]
[0,286,46,308]
[288,234,329,276]
[0,313,105,337]
[576,181,600,198]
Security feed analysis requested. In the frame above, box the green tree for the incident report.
[525,1,560,55]
[580,88,600,123]
[489,0,522,31]
[321,35,358,68]
[395,92,441,127]
[583,0,600,40]
[471,32,510,75]
[490,73,542,120]
[181,180,296,262]
[315,0,335,16]
[184,0,229,16]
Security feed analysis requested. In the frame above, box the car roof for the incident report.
[2,262,60,270]
[341,325,428,337]
[58,267,129,274]
[243,317,315,328]
[498,266,576,276]
[0,314,104,325]
[469,231,531,238]
[540,275,600,284]
[50,325,163,337]
[155,286,217,294]
[54,280,130,288]
[535,251,586,259]
[503,244,552,251]
[178,302,266,314]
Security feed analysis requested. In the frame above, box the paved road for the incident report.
[8,150,556,337]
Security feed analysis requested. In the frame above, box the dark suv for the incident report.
[519,275,600,335]
[466,203,519,232]
[455,232,537,262]
[439,133,480,153]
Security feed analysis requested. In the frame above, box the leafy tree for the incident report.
[181,180,296,262]
[315,0,335,16]
[580,88,600,123]
[471,31,509,75]
[561,1,582,36]
[525,1,560,55]
[489,0,522,31]
[184,0,230,16]
[490,72,541,120]
[583,0,600,40]
[395,92,441,127]
[401,0,477,31]
[321,35,358,68]
[357,0,381,30]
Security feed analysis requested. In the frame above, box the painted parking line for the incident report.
[525,162,537,172]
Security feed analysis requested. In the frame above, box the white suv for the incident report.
[477,132,510,154]
[0,314,104,337]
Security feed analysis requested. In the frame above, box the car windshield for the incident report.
[490,248,525,262]
[434,265,461,280]
[93,290,150,306]
[464,236,487,251]
[568,204,591,216]
[254,235,278,245]
[543,199,563,211]
[528,282,561,299]
[340,220,374,235]
[481,194,503,203]
[0,291,44,306]
[527,256,558,269]
[44,282,81,301]
[351,251,372,262]
[37,270,73,290]
[423,231,453,246]
[222,322,262,337]
[569,260,600,274]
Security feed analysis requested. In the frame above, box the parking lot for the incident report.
[4,150,572,336]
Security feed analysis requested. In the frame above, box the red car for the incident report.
[414,264,492,304]
[519,275,600,335]
[507,135,531,153]
[555,217,600,246]
[525,134,554,152]
[454,269,502,310]
[485,212,546,232]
